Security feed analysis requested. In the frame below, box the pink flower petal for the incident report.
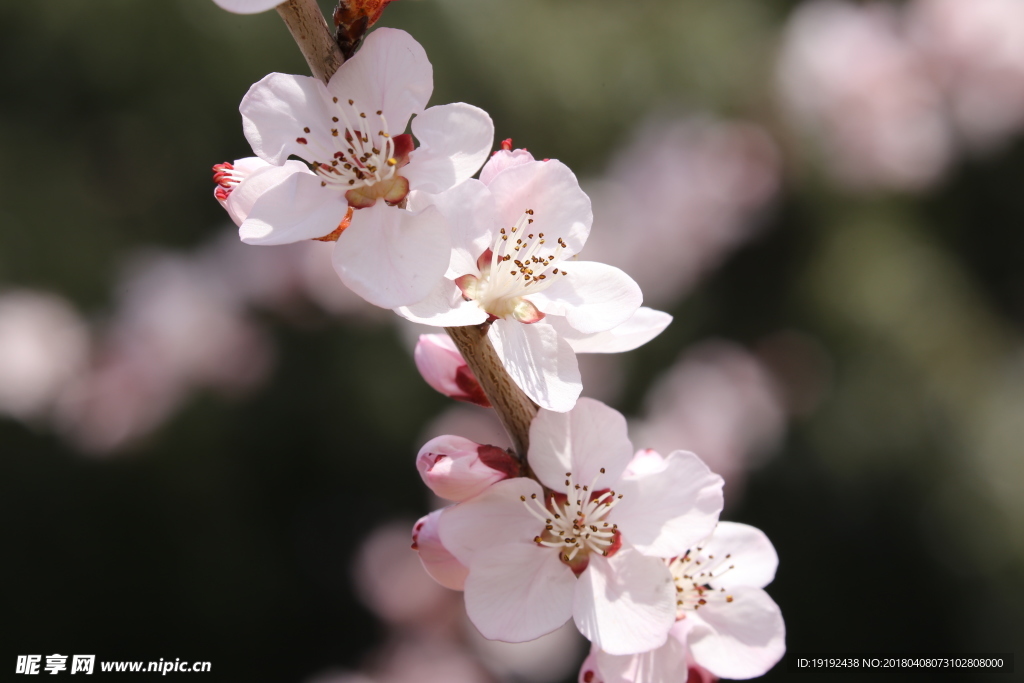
[241,73,337,166]
[553,307,672,354]
[611,451,723,558]
[687,586,785,679]
[464,542,576,643]
[414,179,496,279]
[404,103,495,194]
[573,549,676,656]
[394,278,488,326]
[412,509,469,591]
[592,636,688,683]
[623,449,668,478]
[480,147,537,186]
[325,28,432,135]
[698,522,778,589]
[222,159,313,227]
[528,397,634,492]
[529,261,642,335]
[487,318,581,413]
[239,171,349,245]
[486,160,592,256]
[332,203,450,309]
[437,477,543,566]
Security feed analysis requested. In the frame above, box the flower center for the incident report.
[520,469,623,575]
[293,97,413,208]
[456,210,570,323]
[669,546,735,619]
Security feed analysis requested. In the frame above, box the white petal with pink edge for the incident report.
[239,172,349,245]
[487,318,581,413]
[611,450,724,558]
[412,510,468,591]
[528,261,642,334]
[573,549,676,656]
[332,203,450,309]
[324,28,432,134]
[486,160,592,256]
[464,541,576,643]
[687,586,786,679]
[527,397,634,491]
[404,103,495,194]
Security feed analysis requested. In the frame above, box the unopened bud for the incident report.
[416,434,520,502]
[414,334,490,407]
[411,509,468,591]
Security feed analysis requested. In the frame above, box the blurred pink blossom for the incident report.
[910,0,1024,150]
[0,291,89,422]
[583,117,779,307]
[777,0,953,191]
[631,341,787,501]
[353,521,463,631]
[56,251,272,453]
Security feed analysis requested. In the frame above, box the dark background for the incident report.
[2,1,1022,681]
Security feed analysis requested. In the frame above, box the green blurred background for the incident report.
[2,0,1022,681]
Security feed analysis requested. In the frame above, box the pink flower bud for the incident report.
[414,334,490,407]
[416,435,520,502]
[411,509,468,591]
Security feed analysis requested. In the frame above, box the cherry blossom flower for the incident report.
[578,519,785,682]
[416,434,520,502]
[232,28,494,308]
[437,398,724,655]
[414,334,490,407]
[211,0,282,14]
[396,158,668,411]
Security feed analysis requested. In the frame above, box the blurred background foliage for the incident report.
[2,0,1023,681]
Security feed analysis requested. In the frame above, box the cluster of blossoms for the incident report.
[411,397,785,682]
[777,0,1024,192]
[211,2,784,680]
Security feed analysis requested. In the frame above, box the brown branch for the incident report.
[276,0,345,83]
[445,325,538,460]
